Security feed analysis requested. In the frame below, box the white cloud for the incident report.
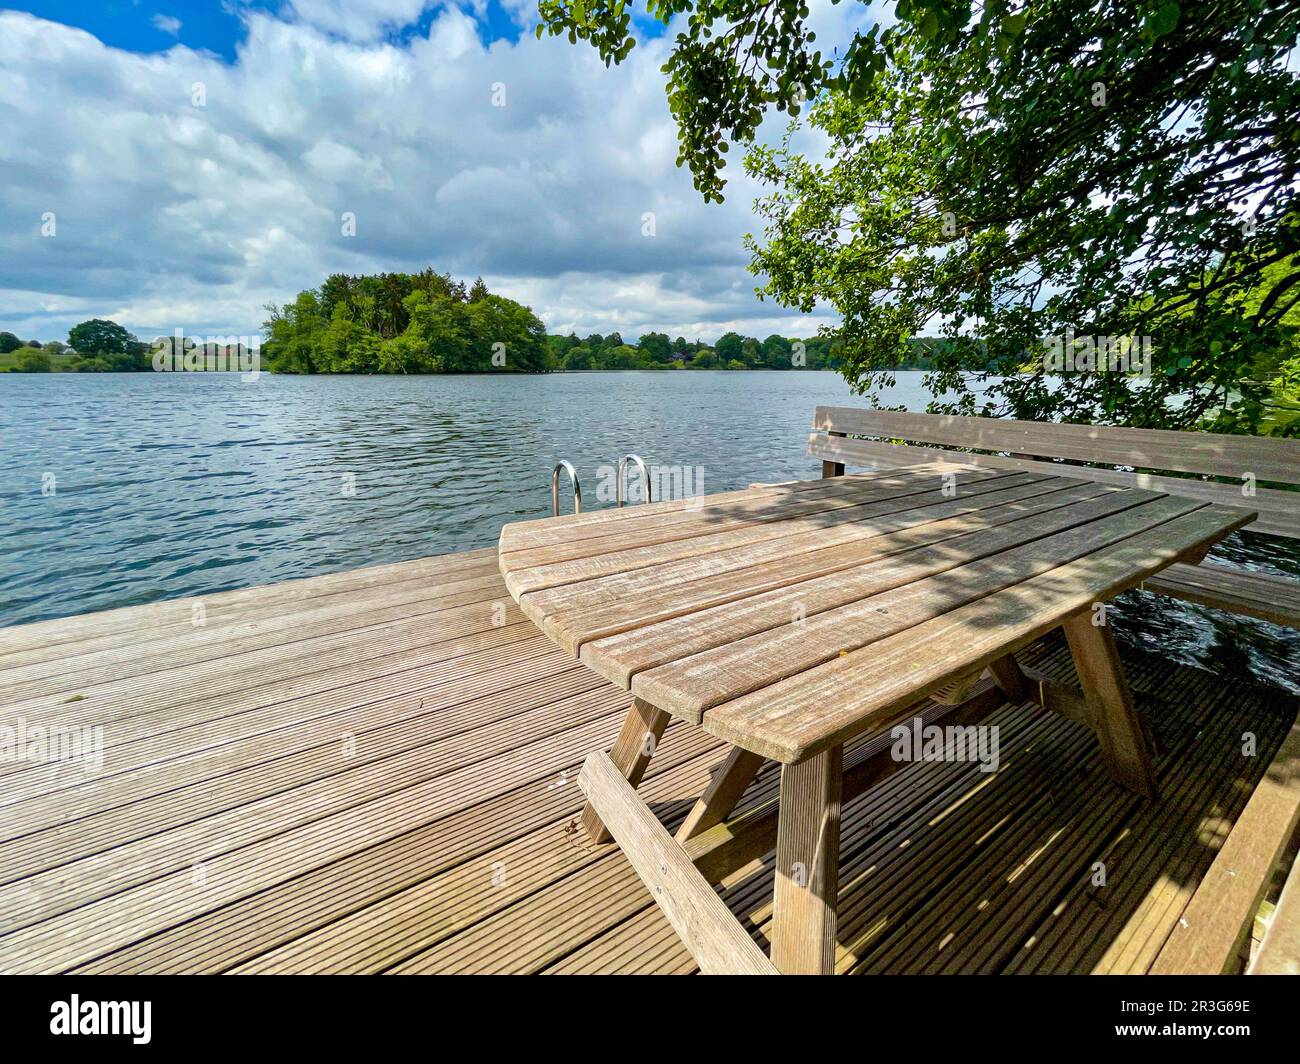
[0,8,851,345]
[287,0,435,42]
[151,14,182,37]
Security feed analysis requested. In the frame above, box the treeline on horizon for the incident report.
[260,268,953,374]
[2,267,967,374]
[0,319,153,372]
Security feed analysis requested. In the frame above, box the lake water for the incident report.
[1,370,1296,690]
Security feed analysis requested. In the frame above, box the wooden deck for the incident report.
[0,545,1296,974]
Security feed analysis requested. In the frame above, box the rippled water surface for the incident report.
[1,370,1295,690]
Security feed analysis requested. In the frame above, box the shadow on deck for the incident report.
[0,546,1294,974]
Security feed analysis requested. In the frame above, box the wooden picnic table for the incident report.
[497,463,1257,974]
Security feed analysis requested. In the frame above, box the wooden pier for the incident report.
[0,545,1297,974]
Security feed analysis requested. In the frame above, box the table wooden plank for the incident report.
[629,494,1202,721]
[498,464,955,553]
[698,503,1256,762]
[577,486,1155,683]
[500,469,1035,597]
[501,463,977,567]
[497,467,938,548]
[541,480,1121,654]
[501,465,1003,569]
[505,471,1055,601]
[517,476,1077,634]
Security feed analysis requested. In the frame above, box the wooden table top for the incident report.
[498,464,1256,763]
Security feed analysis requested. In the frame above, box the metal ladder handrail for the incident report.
[616,454,653,507]
[551,460,582,516]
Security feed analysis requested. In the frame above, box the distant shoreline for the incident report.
[2,365,932,377]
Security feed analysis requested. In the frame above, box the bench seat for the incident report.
[1142,562,1300,629]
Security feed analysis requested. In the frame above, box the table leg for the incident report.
[1061,614,1158,800]
[675,747,766,843]
[581,697,670,844]
[986,653,1028,703]
[771,745,843,974]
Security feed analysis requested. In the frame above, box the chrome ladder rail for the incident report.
[551,460,583,516]
[616,454,653,507]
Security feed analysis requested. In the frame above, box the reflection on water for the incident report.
[0,370,1295,691]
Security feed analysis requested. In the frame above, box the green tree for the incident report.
[405,290,469,371]
[68,319,136,357]
[464,294,548,371]
[262,269,551,375]
[636,331,673,363]
[0,332,21,354]
[563,345,595,370]
[548,0,1300,432]
[745,2,1300,429]
[714,332,744,363]
[13,346,51,372]
[762,334,793,369]
[601,344,639,369]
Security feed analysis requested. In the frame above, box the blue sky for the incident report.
[12,0,668,57]
[16,1,256,59]
[0,2,859,344]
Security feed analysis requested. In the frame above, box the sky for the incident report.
[0,1,874,346]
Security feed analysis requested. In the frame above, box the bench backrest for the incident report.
[807,406,1300,539]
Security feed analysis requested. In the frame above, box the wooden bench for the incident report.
[807,407,1300,629]
[809,406,1300,973]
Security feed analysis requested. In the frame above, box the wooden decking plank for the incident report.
[1,543,1295,977]
[0,548,499,660]
[1090,681,1276,974]
[0,662,600,834]
[1006,686,1284,973]
[541,906,695,975]
[226,729,729,974]
[929,659,1215,974]
[0,632,566,808]
[0,569,506,698]
[0,706,664,961]
[0,619,545,763]
[858,698,1205,975]
[0,676,628,881]
[0,594,535,734]
[834,711,1100,973]
[75,723,725,974]
[1149,714,1300,974]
